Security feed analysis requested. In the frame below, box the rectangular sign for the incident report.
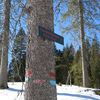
[38,26,64,45]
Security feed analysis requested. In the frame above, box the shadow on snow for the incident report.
[7,88,24,92]
[6,87,99,100]
[57,93,99,100]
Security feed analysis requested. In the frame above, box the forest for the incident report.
[0,0,100,100]
[8,31,100,88]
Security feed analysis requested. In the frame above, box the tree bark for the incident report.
[0,0,11,89]
[79,0,89,87]
[0,34,2,65]
[25,0,57,100]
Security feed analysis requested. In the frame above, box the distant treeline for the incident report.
[8,29,100,88]
[55,35,100,88]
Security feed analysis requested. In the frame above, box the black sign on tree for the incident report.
[38,26,64,45]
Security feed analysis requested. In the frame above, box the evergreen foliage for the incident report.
[8,28,27,82]
[55,45,74,84]
[54,0,100,87]
[55,36,100,88]
[54,0,100,35]
[90,35,100,88]
[72,47,82,86]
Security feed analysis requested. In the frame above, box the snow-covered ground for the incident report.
[0,82,100,100]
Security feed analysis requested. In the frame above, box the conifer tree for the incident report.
[72,47,82,85]
[90,35,100,88]
[25,0,57,100]
[9,28,27,82]
[55,45,74,84]
[54,0,100,87]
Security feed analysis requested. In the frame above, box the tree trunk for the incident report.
[0,35,2,65]
[0,0,11,89]
[25,0,57,100]
[79,0,89,87]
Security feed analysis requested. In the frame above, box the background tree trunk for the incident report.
[0,34,2,65]
[79,0,89,87]
[25,0,57,100]
[0,0,11,89]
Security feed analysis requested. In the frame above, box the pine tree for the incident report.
[85,38,92,87]
[55,45,74,84]
[9,28,27,82]
[90,35,100,88]
[25,0,57,100]
[54,0,100,87]
[55,49,66,84]
[72,47,82,86]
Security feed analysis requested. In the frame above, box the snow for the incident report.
[57,85,100,100]
[0,82,100,100]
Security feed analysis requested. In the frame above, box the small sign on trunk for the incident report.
[38,26,64,45]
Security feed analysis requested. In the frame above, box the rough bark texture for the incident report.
[0,0,11,88]
[25,0,57,100]
[0,35,2,65]
[79,0,89,87]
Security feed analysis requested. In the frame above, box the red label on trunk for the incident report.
[25,69,32,77]
[48,72,56,78]
[33,79,46,84]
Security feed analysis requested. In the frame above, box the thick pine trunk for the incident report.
[25,0,57,100]
[0,0,10,89]
[79,0,89,87]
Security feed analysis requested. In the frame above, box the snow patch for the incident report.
[0,82,100,100]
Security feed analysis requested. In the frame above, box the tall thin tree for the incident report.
[0,0,11,88]
[54,0,100,87]
[79,0,89,87]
